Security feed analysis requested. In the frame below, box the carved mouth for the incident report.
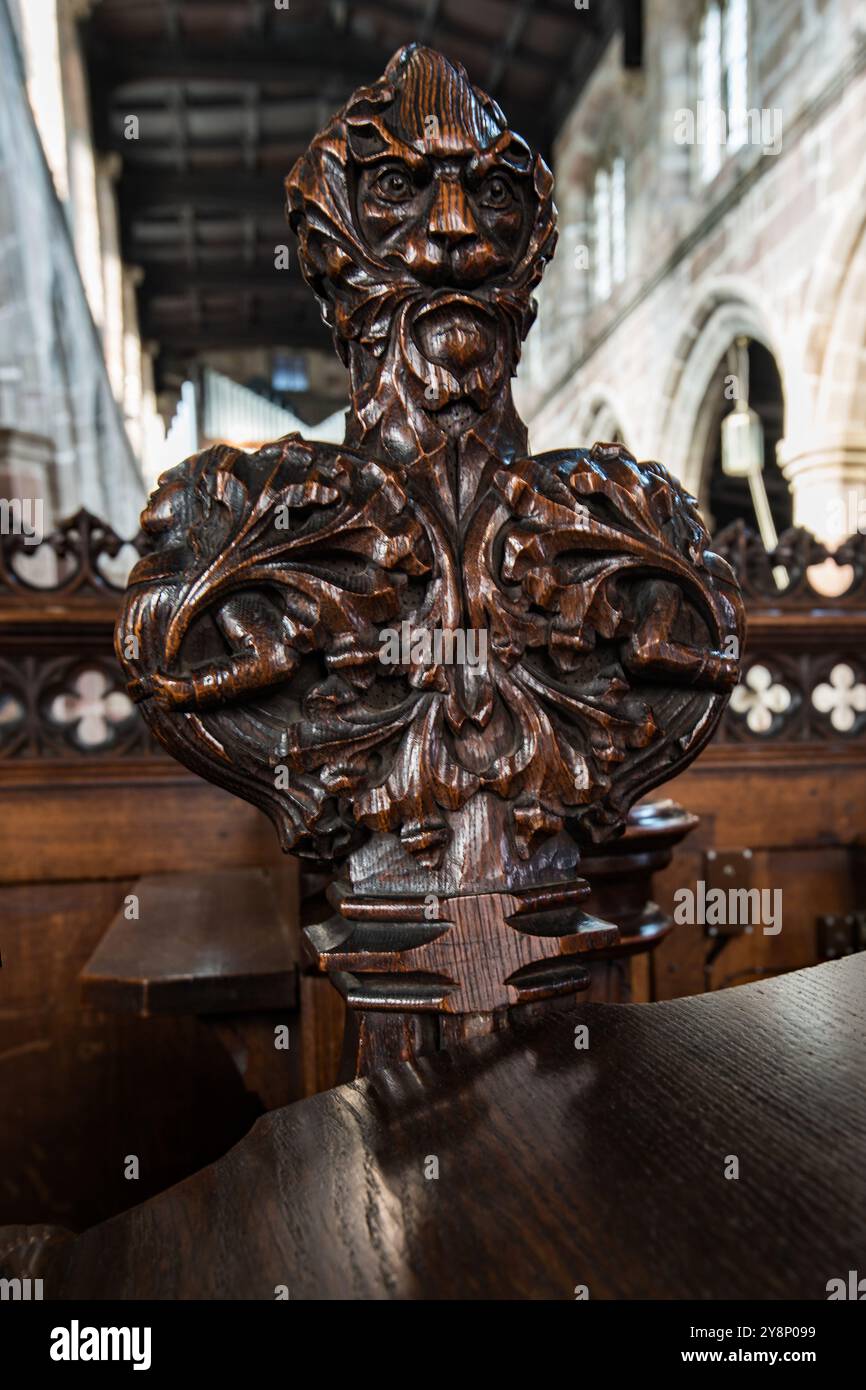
[412,293,496,373]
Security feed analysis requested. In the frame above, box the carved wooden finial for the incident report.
[117,48,744,1039]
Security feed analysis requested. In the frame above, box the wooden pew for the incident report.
[3,509,866,1227]
[652,523,866,998]
[79,867,342,1105]
[0,513,293,1228]
[2,955,863,1299]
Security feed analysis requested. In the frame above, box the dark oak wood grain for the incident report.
[0,879,261,1231]
[7,955,864,1300]
[80,869,297,1017]
[113,44,743,1055]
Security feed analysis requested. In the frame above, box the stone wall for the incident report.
[515,0,866,544]
[0,0,145,537]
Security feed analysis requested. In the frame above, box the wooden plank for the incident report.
[666,752,866,849]
[0,880,260,1229]
[80,869,297,1016]
[0,773,285,884]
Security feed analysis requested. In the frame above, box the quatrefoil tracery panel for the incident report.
[812,663,866,735]
[729,664,794,736]
[48,667,135,749]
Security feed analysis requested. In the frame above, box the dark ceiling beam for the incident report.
[112,112,547,165]
[142,320,334,351]
[418,0,441,46]
[142,267,310,295]
[491,0,582,19]
[486,0,536,94]
[623,0,643,68]
[357,0,562,74]
[164,0,181,42]
[120,170,295,215]
[84,27,391,89]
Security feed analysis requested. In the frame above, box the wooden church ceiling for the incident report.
[83,0,633,388]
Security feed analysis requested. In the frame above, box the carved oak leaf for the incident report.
[454,445,742,846]
[119,437,742,867]
[118,436,430,858]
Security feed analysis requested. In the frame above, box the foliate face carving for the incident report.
[117,45,744,877]
[353,156,530,286]
[288,43,550,308]
[284,44,556,490]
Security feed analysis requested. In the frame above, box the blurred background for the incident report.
[2,0,866,1234]
[5,0,865,543]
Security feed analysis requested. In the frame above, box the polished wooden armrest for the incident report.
[8,955,864,1300]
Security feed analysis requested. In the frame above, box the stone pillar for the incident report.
[57,0,104,327]
[121,266,145,461]
[778,429,866,545]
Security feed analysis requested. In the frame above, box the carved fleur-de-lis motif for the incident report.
[0,690,24,739]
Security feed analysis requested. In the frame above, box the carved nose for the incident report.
[427,182,478,245]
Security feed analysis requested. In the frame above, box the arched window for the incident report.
[586,400,625,449]
[592,156,626,302]
[703,340,791,536]
[698,0,749,183]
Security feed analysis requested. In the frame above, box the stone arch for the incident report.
[573,386,633,451]
[657,281,785,501]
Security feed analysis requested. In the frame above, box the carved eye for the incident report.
[479,174,513,209]
[372,166,414,204]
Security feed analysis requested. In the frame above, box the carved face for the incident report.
[139,468,189,537]
[355,154,530,287]
[286,44,557,393]
[122,46,744,885]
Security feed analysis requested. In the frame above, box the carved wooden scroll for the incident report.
[117,45,744,1038]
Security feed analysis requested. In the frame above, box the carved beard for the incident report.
[345,289,521,462]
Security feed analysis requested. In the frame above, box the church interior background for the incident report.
[1,0,865,1297]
